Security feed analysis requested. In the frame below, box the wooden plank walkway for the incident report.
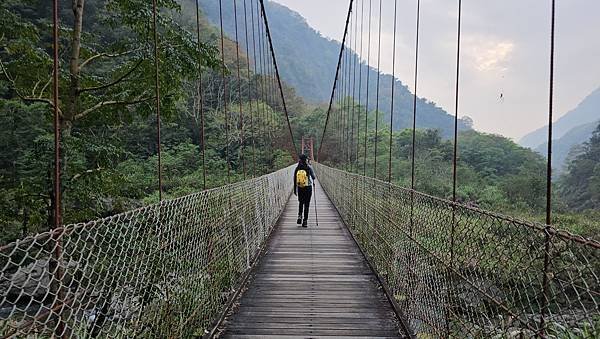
[219,181,403,338]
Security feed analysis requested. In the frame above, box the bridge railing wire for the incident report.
[315,163,599,338]
[0,165,293,338]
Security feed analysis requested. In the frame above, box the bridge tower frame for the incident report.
[301,136,314,161]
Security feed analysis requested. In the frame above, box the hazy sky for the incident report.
[271,0,600,139]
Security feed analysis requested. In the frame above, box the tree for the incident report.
[1,0,219,136]
[560,122,600,210]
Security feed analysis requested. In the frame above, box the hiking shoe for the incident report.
[302,219,308,227]
[297,216,302,224]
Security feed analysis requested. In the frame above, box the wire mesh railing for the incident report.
[0,165,293,338]
[315,163,599,338]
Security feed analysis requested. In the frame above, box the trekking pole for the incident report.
[313,182,319,227]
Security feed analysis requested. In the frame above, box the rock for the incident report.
[1,259,52,301]
[1,258,78,302]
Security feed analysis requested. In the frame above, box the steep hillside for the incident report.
[534,120,598,173]
[520,86,600,149]
[198,0,470,137]
[559,122,600,211]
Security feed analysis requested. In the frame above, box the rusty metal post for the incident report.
[387,0,398,184]
[540,0,556,335]
[409,0,421,235]
[194,0,207,189]
[151,0,163,201]
[233,0,247,180]
[51,0,66,337]
[447,0,463,336]
[218,0,231,184]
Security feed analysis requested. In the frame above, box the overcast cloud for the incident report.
[272,0,600,139]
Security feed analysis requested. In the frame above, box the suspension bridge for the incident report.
[1,0,598,338]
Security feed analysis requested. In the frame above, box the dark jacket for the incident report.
[293,163,316,193]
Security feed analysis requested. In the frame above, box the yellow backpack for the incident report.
[296,169,309,188]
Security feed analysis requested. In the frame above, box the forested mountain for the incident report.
[198,0,471,138]
[520,86,600,149]
[534,120,598,173]
[559,122,600,212]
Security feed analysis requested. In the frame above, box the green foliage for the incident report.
[0,0,294,246]
[559,122,600,212]
[311,102,598,235]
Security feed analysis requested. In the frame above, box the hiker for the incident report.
[293,154,316,227]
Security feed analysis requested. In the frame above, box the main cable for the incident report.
[259,0,299,157]
[317,0,355,160]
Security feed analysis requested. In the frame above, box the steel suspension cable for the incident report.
[363,0,372,176]
[356,0,365,168]
[259,0,299,157]
[257,15,268,137]
[151,0,163,199]
[194,0,207,189]
[233,0,246,180]
[260,10,271,147]
[253,1,266,149]
[410,0,421,231]
[449,0,462,300]
[51,0,66,336]
[268,48,276,112]
[52,0,61,229]
[387,0,398,183]
[451,0,462,219]
[317,0,355,161]
[373,0,383,179]
[262,15,272,143]
[545,1,556,231]
[218,0,231,184]
[348,10,356,169]
[541,0,556,334]
[338,45,344,149]
[249,0,264,156]
[340,48,346,148]
[339,35,344,154]
[344,17,351,166]
[268,35,276,132]
[350,3,359,172]
[243,0,257,177]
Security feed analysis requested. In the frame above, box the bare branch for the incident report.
[0,57,62,115]
[31,79,42,97]
[79,59,143,93]
[75,95,153,120]
[79,48,143,70]
[69,167,104,182]
[38,73,53,99]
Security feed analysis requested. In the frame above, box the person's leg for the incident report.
[297,190,303,224]
[302,187,312,226]
[304,191,311,221]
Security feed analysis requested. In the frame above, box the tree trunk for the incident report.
[66,0,85,125]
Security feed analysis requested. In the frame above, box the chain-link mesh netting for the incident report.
[0,165,293,338]
[315,163,599,338]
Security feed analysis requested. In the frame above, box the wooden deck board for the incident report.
[219,182,403,338]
